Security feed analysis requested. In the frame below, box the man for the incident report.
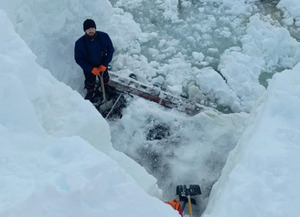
[74,19,114,101]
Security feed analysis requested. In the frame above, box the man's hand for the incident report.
[91,67,101,76]
[99,65,107,73]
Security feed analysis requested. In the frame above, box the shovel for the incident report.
[176,184,201,217]
[97,74,114,114]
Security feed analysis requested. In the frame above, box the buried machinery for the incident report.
[91,70,217,118]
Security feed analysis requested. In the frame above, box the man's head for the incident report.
[83,19,96,39]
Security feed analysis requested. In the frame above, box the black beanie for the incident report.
[83,19,96,31]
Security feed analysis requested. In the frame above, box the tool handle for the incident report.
[188,195,193,216]
[98,74,106,102]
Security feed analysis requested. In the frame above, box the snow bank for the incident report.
[0,9,177,217]
[0,136,177,217]
[0,1,162,197]
[218,14,300,112]
[242,15,300,69]
[203,62,300,217]
[277,0,300,23]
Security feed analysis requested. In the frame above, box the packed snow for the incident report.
[1,0,300,217]
[0,9,177,217]
[203,63,300,217]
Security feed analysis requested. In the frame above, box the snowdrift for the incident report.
[203,63,300,217]
[0,10,178,217]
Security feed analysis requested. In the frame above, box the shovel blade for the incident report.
[189,184,201,196]
[176,184,201,196]
[98,99,114,113]
[176,185,187,196]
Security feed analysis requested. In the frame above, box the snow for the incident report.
[0,136,175,217]
[1,0,300,216]
[278,0,300,21]
[0,9,175,217]
[203,63,300,217]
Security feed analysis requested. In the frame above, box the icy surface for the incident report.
[0,9,176,217]
[203,63,300,217]
[1,0,300,216]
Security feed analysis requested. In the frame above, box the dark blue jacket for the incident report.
[74,31,114,72]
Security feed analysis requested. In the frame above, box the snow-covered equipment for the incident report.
[91,69,217,118]
[108,72,207,116]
